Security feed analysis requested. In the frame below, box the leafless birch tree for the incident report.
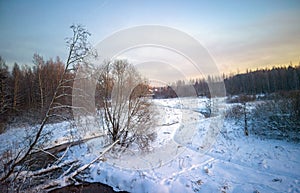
[97,60,156,150]
[0,24,96,189]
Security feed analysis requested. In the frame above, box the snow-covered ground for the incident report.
[1,97,299,192]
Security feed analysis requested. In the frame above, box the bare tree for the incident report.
[225,95,255,136]
[33,54,45,111]
[239,95,255,136]
[12,63,22,112]
[96,60,156,150]
[0,24,96,186]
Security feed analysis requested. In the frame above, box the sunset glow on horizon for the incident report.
[0,0,299,74]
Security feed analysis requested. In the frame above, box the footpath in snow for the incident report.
[69,98,300,193]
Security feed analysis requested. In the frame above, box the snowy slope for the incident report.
[64,97,300,192]
[1,97,299,192]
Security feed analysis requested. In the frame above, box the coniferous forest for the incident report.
[153,65,300,98]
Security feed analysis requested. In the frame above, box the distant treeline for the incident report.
[1,53,300,123]
[152,65,300,98]
[224,65,300,95]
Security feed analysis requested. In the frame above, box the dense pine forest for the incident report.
[224,65,300,95]
[153,65,300,98]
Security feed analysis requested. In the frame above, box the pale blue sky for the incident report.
[0,0,299,73]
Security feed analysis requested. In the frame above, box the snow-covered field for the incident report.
[1,97,299,192]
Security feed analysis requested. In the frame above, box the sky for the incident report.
[0,0,300,77]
